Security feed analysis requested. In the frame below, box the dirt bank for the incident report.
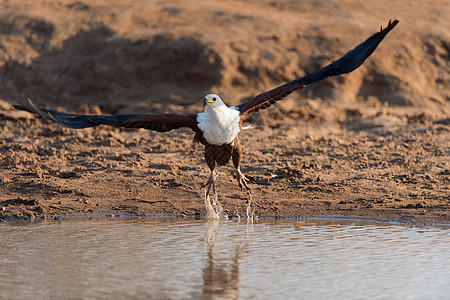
[0,0,449,223]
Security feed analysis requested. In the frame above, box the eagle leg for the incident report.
[231,137,255,218]
[202,170,227,219]
[202,170,218,194]
[232,138,251,193]
[236,167,255,220]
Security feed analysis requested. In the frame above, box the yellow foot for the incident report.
[236,168,251,192]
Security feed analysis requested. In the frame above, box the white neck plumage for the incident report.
[198,104,241,146]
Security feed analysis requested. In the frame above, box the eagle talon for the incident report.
[238,180,251,194]
[236,169,251,194]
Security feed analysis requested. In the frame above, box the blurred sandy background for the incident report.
[0,0,448,114]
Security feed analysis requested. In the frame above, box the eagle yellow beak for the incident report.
[203,96,216,106]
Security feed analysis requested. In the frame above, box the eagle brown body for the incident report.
[203,140,239,170]
[14,20,399,209]
[201,135,244,180]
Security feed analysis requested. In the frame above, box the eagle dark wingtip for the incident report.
[378,20,396,36]
[365,19,398,60]
[381,19,399,37]
[12,103,27,112]
[14,99,27,108]
[13,98,40,115]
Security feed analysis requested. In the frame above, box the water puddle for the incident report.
[1,218,449,299]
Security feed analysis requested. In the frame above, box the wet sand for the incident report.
[0,0,449,223]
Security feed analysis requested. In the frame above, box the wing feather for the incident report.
[236,19,399,117]
[14,99,199,133]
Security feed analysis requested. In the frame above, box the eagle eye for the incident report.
[212,97,216,101]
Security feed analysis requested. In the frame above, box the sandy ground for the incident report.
[0,0,449,223]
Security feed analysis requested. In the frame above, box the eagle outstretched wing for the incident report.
[14,98,199,133]
[235,19,399,118]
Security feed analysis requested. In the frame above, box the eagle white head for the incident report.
[203,94,225,108]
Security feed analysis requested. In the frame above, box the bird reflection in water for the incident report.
[193,220,250,299]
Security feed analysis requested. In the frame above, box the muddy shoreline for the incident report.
[1,105,449,225]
